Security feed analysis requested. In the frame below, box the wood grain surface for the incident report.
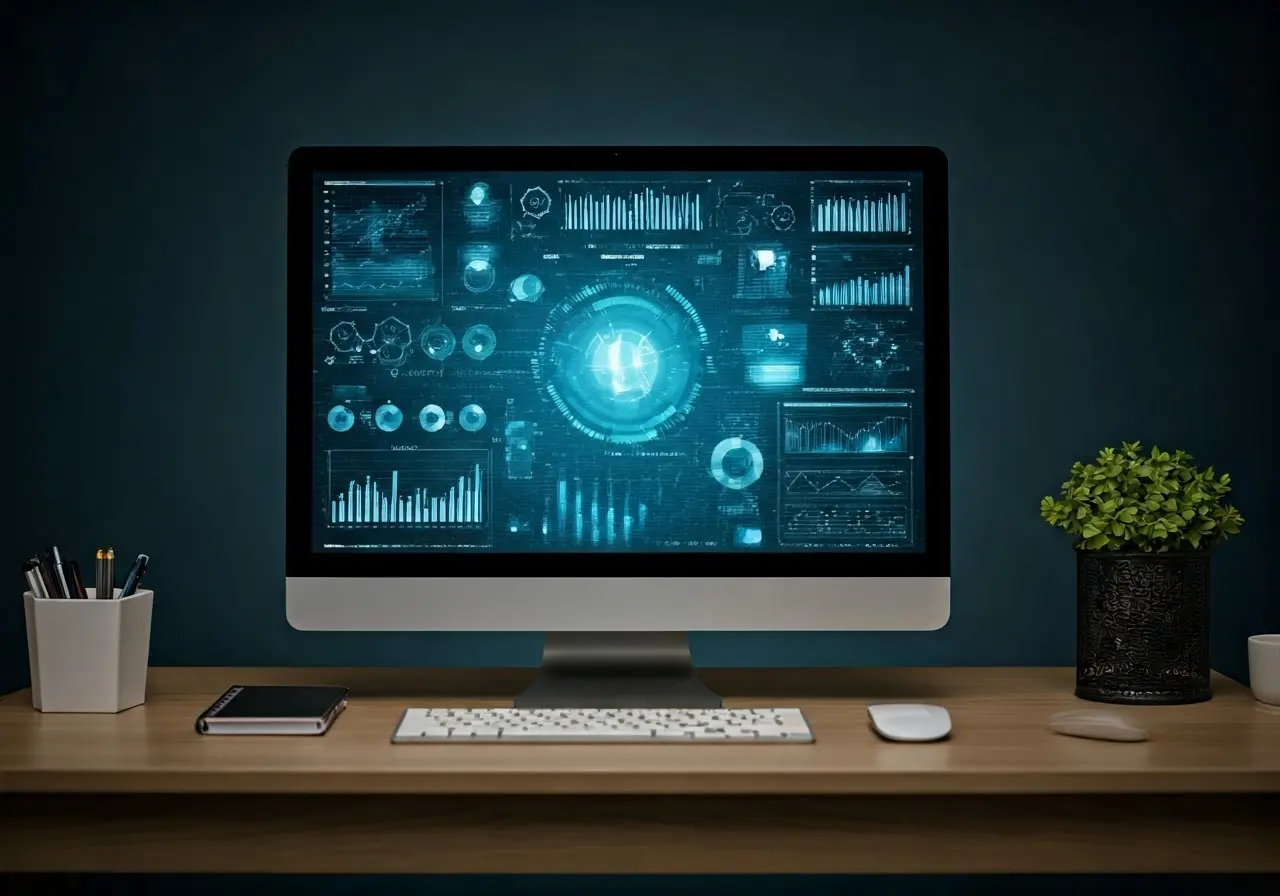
[2,666,1277,796]
[1,666,1276,873]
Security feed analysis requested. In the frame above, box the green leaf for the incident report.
[1042,444,1242,551]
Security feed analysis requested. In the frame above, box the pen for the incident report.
[23,557,50,600]
[95,547,115,600]
[119,553,149,598]
[61,559,88,600]
[46,546,72,599]
[34,552,61,599]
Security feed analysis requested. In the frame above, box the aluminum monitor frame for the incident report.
[285,145,950,633]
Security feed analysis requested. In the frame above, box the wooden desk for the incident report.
[1,667,1277,874]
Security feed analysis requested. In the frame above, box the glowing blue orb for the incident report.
[589,330,659,400]
[533,278,707,444]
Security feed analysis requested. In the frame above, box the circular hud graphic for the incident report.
[461,324,497,361]
[374,403,404,432]
[710,437,764,490]
[326,405,355,432]
[533,278,708,444]
[459,403,487,432]
[462,258,496,293]
[420,324,456,361]
[418,404,446,432]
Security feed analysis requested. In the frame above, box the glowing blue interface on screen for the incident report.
[311,172,926,553]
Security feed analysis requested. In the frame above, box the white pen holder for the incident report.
[23,588,154,713]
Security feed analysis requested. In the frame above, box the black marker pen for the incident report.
[60,559,88,600]
[34,552,61,599]
[32,552,61,601]
[47,546,73,599]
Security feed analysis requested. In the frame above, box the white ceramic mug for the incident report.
[1247,635,1280,705]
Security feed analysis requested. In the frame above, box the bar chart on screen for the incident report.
[326,448,491,546]
[811,245,914,308]
[544,471,651,548]
[810,180,912,235]
[558,181,709,232]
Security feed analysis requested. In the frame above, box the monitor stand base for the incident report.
[513,632,722,709]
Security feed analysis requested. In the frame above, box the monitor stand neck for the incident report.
[513,632,722,708]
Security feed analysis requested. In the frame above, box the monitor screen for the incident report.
[309,171,926,554]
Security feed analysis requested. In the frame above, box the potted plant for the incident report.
[1040,441,1244,704]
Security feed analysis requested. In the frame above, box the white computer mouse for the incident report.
[1048,709,1148,742]
[867,703,952,742]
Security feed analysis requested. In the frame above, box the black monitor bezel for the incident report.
[286,146,950,577]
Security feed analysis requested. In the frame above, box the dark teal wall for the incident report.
[5,0,1277,692]
[4,2,1276,893]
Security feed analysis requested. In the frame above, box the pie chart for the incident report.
[418,404,446,432]
[327,405,355,432]
[459,403,487,432]
[710,437,763,490]
[374,403,404,432]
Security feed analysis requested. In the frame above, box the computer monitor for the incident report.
[286,146,950,707]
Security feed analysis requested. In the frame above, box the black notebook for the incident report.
[195,685,348,736]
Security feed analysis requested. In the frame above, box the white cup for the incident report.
[1247,635,1280,705]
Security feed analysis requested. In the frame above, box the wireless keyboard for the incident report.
[391,707,814,743]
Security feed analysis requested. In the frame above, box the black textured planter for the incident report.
[1075,549,1211,705]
